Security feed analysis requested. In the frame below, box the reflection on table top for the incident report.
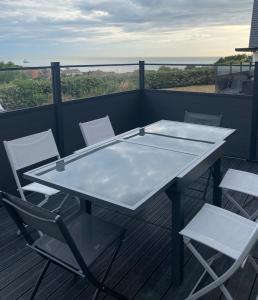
[146,120,235,142]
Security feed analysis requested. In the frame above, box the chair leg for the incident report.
[188,252,222,298]
[250,209,258,222]
[223,191,251,219]
[30,260,50,300]
[75,196,80,205]
[38,196,50,208]
[52,193,70,213]
[185,242,233,300]
[248,256,258,274]
[92,237,125,300]
[203,169,212,200]
[242,196,254,209]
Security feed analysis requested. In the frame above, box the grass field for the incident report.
[167,84,215,93]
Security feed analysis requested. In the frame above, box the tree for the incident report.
[0,61,20,68]
[0,61,26,84]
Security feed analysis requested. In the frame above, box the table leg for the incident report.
[80,199,92,214]
[213,158,222,207]
[166,186,184,286]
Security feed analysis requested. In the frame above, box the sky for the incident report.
[0,0,255,63]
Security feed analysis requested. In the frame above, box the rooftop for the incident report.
[236,0,258,53]
[250,0,258,49]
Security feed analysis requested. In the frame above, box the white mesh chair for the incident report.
[79,116,115,147]
[4,129,69,211]
[220,169,258,220]
[184,111,223,200]
[180,204,258,300]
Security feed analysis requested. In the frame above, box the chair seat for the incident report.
[33,212,124,270]
[180,204,256,260]
[219,168,258,197]
[22,182,59,196]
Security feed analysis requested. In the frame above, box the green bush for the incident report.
[0,61,28,84]
[0,67,215,111]
[215,54,252,65]
[0,71,139,111]
[0,79,52,110]
[145,67,214,89]
[61,72,138,100]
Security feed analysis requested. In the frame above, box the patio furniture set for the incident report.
[1,113,258,300]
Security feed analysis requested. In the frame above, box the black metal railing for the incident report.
[0,60,258,160]
[0,61,256,113]
[0,62,141,112]
[144,62,255,95]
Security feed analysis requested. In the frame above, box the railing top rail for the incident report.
[0,66,51,72]
[145,63,255,67]
[60,63,139,68]
[0,63,139,72]
[0,62,255,72]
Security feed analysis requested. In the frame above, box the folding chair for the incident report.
[79,116,115,146]
[220,168,258,220]
[180,204,258,300]
[1,192,128,300]
[4,129,72,212]
[184,111,222,127]
[184,111,223,200]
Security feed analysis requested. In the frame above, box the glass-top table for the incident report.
[30,140,198,210]
[24,120,235,286]
[25,128,228,211]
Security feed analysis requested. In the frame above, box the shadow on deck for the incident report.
[0,157,257,300]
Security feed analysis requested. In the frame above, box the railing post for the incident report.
[249,61,258,161]
[139,60,145,90]
[51,62,64,157]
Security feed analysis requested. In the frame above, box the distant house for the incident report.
[215,0,258,95]
[25,69,51,79]
[61,68,81,77]
[31,69,41,79]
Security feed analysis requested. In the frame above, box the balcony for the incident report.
[0,61,258,300]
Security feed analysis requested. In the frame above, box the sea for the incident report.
[15,57,219,73]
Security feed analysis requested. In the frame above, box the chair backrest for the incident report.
[4,129,60,171]
[1,192,88,273]
[184,111,222,127]
[1,192,63,243]
[3,130,60,200]
[79,116,115,146]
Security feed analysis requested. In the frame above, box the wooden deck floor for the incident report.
[0,157,258,300]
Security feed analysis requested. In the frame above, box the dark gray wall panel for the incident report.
[0,105,56,193]
[62,91,141,155]
[0,89,254,196]
[143,90,253,158]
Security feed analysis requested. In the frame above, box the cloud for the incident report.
[0,0,254,58]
